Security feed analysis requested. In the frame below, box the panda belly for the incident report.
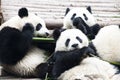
[2,47,47,77]
[58,57,118,80]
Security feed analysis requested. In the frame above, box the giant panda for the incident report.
[63,6,101,40]
[48,28,90,79]
[0,7,50,37]
[0,7,52,78]
[89,25,120,65]
[48,28,120,80]
[58,57,120,80]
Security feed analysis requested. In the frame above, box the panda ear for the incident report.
[65,8,70,16]
[86,6,92,14]
[34,13,38,16]
[119,25,120,29]
[53,28,66,41]
[18,7,28,18]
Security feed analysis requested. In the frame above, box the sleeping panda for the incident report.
[48,28,120,80]
[0,7,51,78]
[89,25,120,65]
[63,6,101,40]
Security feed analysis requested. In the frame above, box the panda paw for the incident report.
[35,63,51,79]
[22,23,34,33]
[91,24,101,35]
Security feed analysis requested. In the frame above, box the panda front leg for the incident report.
[0,23,34,65]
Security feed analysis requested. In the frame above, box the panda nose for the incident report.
[45,32,49,36]
[72,44,78,48]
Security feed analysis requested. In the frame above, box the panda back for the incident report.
[92,25,120,62]
[0,16,22,30]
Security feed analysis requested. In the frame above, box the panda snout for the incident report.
[72,44,78,48]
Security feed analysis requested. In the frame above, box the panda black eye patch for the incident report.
[65,38,70,47]
[76,36,82,43]
[36,23,42,31]
[83,13,88,21]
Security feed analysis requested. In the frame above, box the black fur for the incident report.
[87,24,101,40]
[36,23,42,31]
[88,42,99,57]
[18,7,28,18]
[83,13,88,21]
[34,42,56,54]
[119,25,120,29]
[90,24,101,35]
[65,39,70,47]
[71,13,76,20]
[86,6,92,14]
[48,47,94,79]
[0,23,34,65]
[76,36,82,43]
[73,17,101,40]
[53,28,66,41]
[73,17,90,35]
[65,8,70,16]
[35,63,53,79]
[53,28,61,41]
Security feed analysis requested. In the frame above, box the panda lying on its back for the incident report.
[48,28,120,80]
[0,7,51,79]
[63,6,101,40]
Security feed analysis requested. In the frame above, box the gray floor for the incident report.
[0,66,41,80]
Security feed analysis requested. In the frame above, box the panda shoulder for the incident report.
[0,16,21,30]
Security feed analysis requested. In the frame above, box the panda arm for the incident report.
[87,24,101,40]
[52,47,91,79]
[22,23,34,39]
[0,23,34,65]
[91,24,101,35]
[73,17,90,35]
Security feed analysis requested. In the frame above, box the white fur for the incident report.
[63,8,96,29]
[0,13,50,37]
[55,29,89,51]
[92,25,120,63]
[58,57,119,80]
[2,46,47,76]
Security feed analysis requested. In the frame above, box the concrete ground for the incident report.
[0,66,41,80]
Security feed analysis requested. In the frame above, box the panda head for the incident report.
[63,6,101,40]
[63,6,96,29]
[53,28,89,52]
[18,7,50,37]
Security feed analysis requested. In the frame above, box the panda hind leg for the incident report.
[0,23,34,65]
